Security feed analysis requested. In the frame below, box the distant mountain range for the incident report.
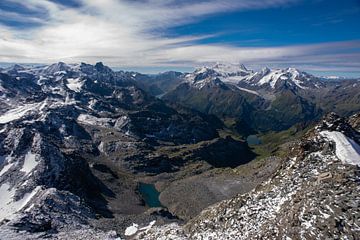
[149,63,360,132]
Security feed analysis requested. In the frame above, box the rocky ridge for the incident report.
[134,113,360,239]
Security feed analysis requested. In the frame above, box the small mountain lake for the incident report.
[246,135,261,145]
[138,182,163,208]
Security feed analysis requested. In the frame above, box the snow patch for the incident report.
[21,150,39,174]
[125,221,156,237]
[257,69,283,88]
[0,184,41,221]
[139,220,156,232]
[233,85,260,96]
[66,78,83,92]
[0,102,43,124]
[320,131,360,166]
[125,223,139,236]
[77,114,114,127]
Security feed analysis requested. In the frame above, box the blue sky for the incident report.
[0,0,359,76]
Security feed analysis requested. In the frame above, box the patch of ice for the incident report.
[21,150,39,174]
[320,131,360,166]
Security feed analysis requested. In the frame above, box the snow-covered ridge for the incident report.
[0,102,45,124]
[210,62,250,76]
[320,130,360,166]
[187,62,319,90]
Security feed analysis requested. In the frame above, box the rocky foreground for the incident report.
[132,113,360,239]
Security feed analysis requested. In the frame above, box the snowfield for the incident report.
[320,131,360,166]
[0,183,41,221]
[66,78,83,92]
[77,114,114,127]
[125,221,156,236]
[0,102,44,124]
[21,150,39,174]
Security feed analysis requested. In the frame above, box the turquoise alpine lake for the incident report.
[138,182,163,208]
[246,135,261,145]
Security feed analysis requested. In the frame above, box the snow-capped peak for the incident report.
[255,67,313,89]
[191,62,252,78]
[43,62,71,75]
[211,62,250,75]
[8,64,26,72]
[185,62,253,88]
[187,63,319,90]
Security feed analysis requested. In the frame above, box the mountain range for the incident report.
[159,63,360,132]
[0,62,359,239]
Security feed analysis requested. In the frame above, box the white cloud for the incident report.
[0,0,359,74]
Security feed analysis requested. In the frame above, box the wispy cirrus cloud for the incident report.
[0,0,359,75]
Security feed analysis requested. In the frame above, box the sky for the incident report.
[0,0,359,76]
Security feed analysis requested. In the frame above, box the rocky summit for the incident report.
[135,113,360,239]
